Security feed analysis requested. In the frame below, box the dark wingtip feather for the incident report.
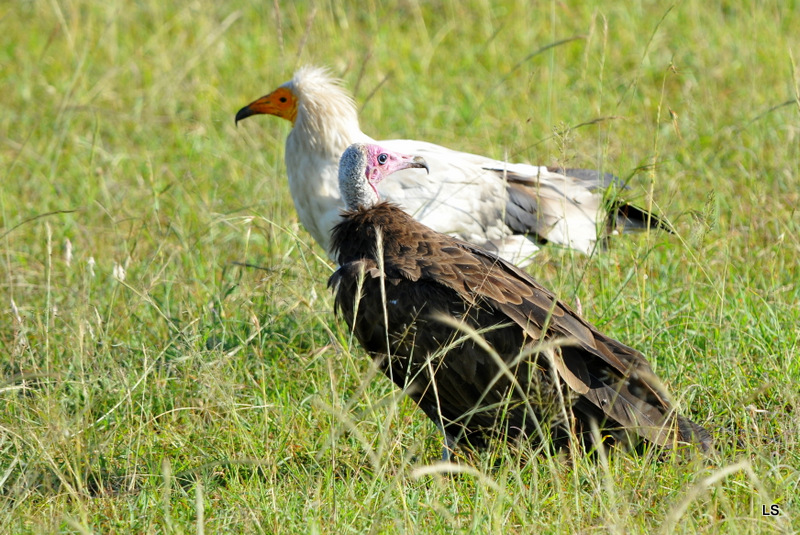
[550,167,674,235]
[612,202,675,234]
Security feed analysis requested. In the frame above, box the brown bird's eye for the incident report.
[279,97,287,103]
[378,153,388,164]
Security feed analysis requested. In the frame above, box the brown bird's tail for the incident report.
[676,414,714,453]
[553,340,712,454]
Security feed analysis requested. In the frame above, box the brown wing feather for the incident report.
[425,239,708,447]
[330,203,711,452]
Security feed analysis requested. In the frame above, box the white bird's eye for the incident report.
[378,153,388,164]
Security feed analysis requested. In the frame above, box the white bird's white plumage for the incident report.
[238,66,655,266]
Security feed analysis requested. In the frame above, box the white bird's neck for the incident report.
[281,67,375,255]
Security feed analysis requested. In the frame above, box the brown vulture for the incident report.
[329,143,710,459]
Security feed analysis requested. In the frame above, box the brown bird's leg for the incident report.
[436,420,459,462]
[417,401,459,461]
[416,399,458,460]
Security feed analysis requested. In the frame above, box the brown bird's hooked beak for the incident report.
[410,155,430,174]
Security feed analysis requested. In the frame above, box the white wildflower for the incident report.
[64,239,72,267]
[113,262,126,282]
[10,299,22,324]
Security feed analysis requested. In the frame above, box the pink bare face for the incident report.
[363,144,429,198]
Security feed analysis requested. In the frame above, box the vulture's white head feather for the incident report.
[288,67,365,156]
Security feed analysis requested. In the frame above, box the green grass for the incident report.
[2,0,799,532]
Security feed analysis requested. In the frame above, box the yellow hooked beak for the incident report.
[235,86,298,125]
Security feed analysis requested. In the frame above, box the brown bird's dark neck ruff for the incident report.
[331,202,415,266]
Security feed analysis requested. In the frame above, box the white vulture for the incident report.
[236,66,669,265]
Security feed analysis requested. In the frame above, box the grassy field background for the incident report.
[2,0,799,532]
